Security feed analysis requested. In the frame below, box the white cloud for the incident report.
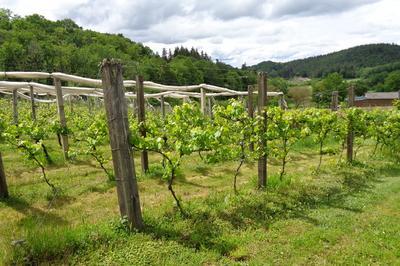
[1,0,399,66]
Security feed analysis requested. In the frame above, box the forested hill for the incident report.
[251,44,400,78]
[0,9,255,90]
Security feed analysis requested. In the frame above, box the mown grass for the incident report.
[0,131,399,265]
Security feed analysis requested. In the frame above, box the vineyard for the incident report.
[0,61,400,264]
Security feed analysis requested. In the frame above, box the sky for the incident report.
[1,0,399,67]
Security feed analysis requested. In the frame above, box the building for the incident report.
[354,91,400,107]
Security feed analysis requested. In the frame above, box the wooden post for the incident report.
[160,95,166,119]
[136,75,149,173]
[347,86,355,163]
[101,59,144,230]
[257,72,268,189]
[207,97,213,119]
[87,97,93,114]
[200,88,206,114]
[12,89,18,125]
[331,91,339,111]
[0,152,8,199]
[30,86,36,121]
[69,95,74,114]
[248,85,254,151]
[54,78,69,159]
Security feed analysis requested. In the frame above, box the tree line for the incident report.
[0,9,255,90]
[251,43,400,79]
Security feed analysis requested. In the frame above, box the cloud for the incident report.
[268,0,380,18]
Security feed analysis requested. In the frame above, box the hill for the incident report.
[0,9,255,90]
[251,44,400,78]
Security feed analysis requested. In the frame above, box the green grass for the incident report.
[0,134,400,265]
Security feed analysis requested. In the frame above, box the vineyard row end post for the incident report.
[248,85,254,152]
[136,75,149,173]
[54,78,69,160]
[160,95,166,119]
[0,152,8,199]
[101,59,144,230]
[207,96,213,119]
[12,89,18,125]
[257,72,268,189]
[201,88,207,114]
[347,86,355,163]
[30,86,36,121]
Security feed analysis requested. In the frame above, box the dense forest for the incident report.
[0,9,255,90]
[251,44,400,79]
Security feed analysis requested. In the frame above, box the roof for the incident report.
[364,92,400,100]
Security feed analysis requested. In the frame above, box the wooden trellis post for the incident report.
[54,77,69,159]
[87,97,93,114]
[207,97,213,119]
[30,86,36,121]
[101,59,144,230]
[200,88,207,114]
[136,75,149,173]
[248,85,254,151]
[347,86,355,163]
[331,91,339,111]
[257,72,268,189]
[69,95,74,113]
[0,152,8,199]
[12,89,18,125]
[160,95,166,119]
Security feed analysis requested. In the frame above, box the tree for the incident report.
[384,71,400,92]
[312,73,346,105]
[288,86,312,107]
[269,77,289,94]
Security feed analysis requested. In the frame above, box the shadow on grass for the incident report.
[78,180,116,195]
[1,196,68,227]
[192,165,211,176]
[142,161,394,256]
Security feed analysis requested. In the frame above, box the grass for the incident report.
[0,133,400,265]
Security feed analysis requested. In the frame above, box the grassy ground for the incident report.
[0,135,399,265]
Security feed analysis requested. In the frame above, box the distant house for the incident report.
[355,91,400,107]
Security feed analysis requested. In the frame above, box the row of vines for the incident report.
[1,97,400,214]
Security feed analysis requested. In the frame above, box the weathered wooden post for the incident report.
[54,77,69,159]
[87,97,93,114]
[331,91,339,111]
[207,96,213,119]
[136,75,149,173]
[29,86,36,121]
[12,89,18,125]
[0,152,8,199]
[248,85,254,151]
[200,88,207,114]
[160,95,166,119]
[347,86,355,163]
[257,72,268,189]
[101,59,144,230]
[69,95,74,114]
